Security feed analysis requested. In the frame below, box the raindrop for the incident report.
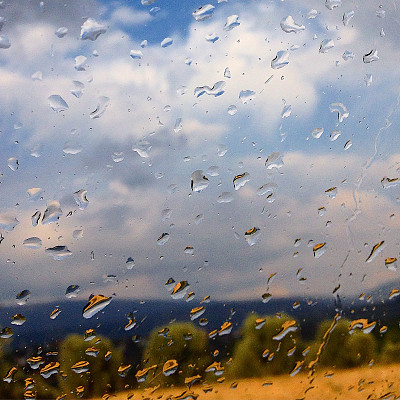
[330,103,349,122]
[233,172,250,190]
[90,96,110,119]
[161,208,172,221]
[313,242,326,258]
[363,49,379,63]
[45,246,72,260]
[342,50,355,61]
[157,232,170,245]
[50,308,61,320]
[133,139,151,158]
[217,192,233,203]
[193,4,215,21]
[66,285,80,298]
[290,361,304,377]
[125,257,135,269]
[0,327,13,339]
[163,360,178,376]
[80,18,107,41]
[312,128,324,139]
[224,67,231,78]
[55,27,68,38]
[245,227,261,246]
[0,214,19,231]
[349,319,376,334]
[71,361,89,374]
[174,118,183,132]
[42,201,62,225]
[223,15,240,31]
[7,157,18,171]
[82,294,112,319]
[191,170,209,192]
[262,293,272,303]
[325,0,342,10]
[205,33,219,43]
[318,207,327,216]
[217,144,228,156]
[141,40,148,47]
[319,39,334,53]
[343,10,355,26]
[325,187,337,199]
[190,306,206,321]
[227,105,237,115]
[344,140,352,150]
[30,144,42,157]
[31,211,41,227]
[71,81,84,98]
[280,16,305,33]
[161,37,173,47]
[3,367,17,383]
[63,140,83,155]
[171,281,190,299]
[206,166,219,176]
[130,49,143,59]
[281,101,292,118]
[364,74,373,86]
[330,130,341,141]
[23,237,42,249]
[273,320,298,340]
[184,246,194,255]
[73,189,89,210]
[11,314,26,325]
[389,289,400,300]
[365,241,385,263]
[307,9,318,19]
[31,71,42,81]
[265,152,284,170]
[194,81,225,97]
[218,321,233,336]
[74,55,87,71]
[239,90,256,104]
[40,362,60,378]
[385,258,397,271]
[48,95,68,112]
[271,51,289,69]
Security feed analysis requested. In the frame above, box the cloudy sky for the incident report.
[0,0,399,308]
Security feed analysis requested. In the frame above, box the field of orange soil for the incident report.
[103,364,400,400]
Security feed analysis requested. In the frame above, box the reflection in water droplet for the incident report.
[7,157,18,171]
[74,56,87,71]
[42,201,62,225]
[325,187,337,199]
[381,177,399,189]
[190,306,206,321]
[389,289,400,300]
[318,207,327,216]
[342,50,355,61]
[82,294,112,319]
[80,18,107,41]
[217,192,233,203]
[343,10,355,26]
[71,81,84,98]
[40,362,60,379]
[233,173,250,190]
[223,15,240,31]
[11,314,26,325]
[219,321,233,336]
[245,227,261,246]
[205,33,219,43]
[365,241,385,263]
[363,49,379,63]
[23,237,42,249]
[3,367,17,383]
[63,140,83,155]
[16,290,30,305]
[71,361,89,374]
[271,51,289,69]
[313,242,326,258]
[319,39,334,53]
[330,103,349,123]
[191,170,209,192]
[50,308,61,320]
[349,319,376,334]
[74,189,89,210]
[265,152,284,170]
[193,4,215,21]
[325,0,342,10]
[55,26,68,38]
[0,213,19,231]
[90,96,110,119]
[171,281,190,299]
[344,140,352,150]
[194,81,225,97]
[0,35,11,49]
[163,359,179,376]
[385,258,397,272]
[0,327,13,339]
[130,49,143,59]
[157,232,170,245]
[27,187,43,201]
[48,95,68,112]
[280,16,305,33]
[239,90,256,104]
[330,130,341,141]
[227,105,237,115]
[290,360,304,376]
[273,320,297,340]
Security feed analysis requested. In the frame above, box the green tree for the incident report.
[58,334,123,398]
[141,322,210,387]
[227,314,302,378]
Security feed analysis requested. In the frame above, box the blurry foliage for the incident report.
[141,322,211,387]
[227,314,303,379]
[58,334,123,398]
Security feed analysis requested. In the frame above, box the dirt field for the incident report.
[103,364,400,400]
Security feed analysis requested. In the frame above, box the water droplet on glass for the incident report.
[343,10,355,26]
[11,314,26,325]
[271,51,289,69]
[325,0,342,10]
[73,189,89,210]
[71,361,89,374]
[330,130,341,141]
[376,9,386,18]
[0,35,10,49]
[365,241,385,263]
[363,49,379,63]
[193,4,215,21]
[7,157,18,171]
[157,233,170,245]
[205,33,219,43]
[191,170,209,192]
[184,246,194,255]
[133,139,151,158]
[194,214,204,225]
[66,285,80,298]
[74,55,87,71]
[233,172,250,190]
[280,16,305,33]
[312,128,324,139]
[194,81,225,97]
[290,361,304,377]
[330,103,349,123]
[245,227,261,246]
[349,319,376,334]
[23,237,42,249]
[385,258,397,271]
[364,73,373,86]
[31,71,42,81]
[171,281,190,299]
[3,367,17,383]
[161,37,173,47]
[190,306,206,321]
[45,246,72,260]
[262,293,272,303]
[217,144,228,157]
[0,327,13,339]
[318,207,327,216]
[227,105,237,116]
[30,144,42,157]
[206,166,219,176]
[90,96,110,119]
[325,187,337,199]
[265,152,284,170]
[62,140,83,155]
[125,317,136,331]
[50,308,61,320]
[48,95,68,112]
[163,360,179,376]
[307,9,318,19]
[224,67,231,79]
[239,89,256,104]
[319,39,334,53]
[71,80,84,98]
[55,26,68,38]
[42,201,62,225]
[27,356,44,369]
[82,294,112,319]
[344,140,352,150]
[0,214,19,231]
[129,49,143,60]
[342,50,355,61]
[389,289,400,300]
[219,321,233,336]
[223,15,240,31]
[217,192,233,203]
[313,242,326,258]
[40,362,60,379]
[80,18,107,41]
